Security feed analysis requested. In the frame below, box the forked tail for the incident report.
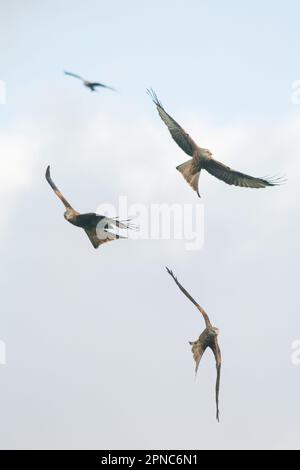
[176,159,201,197]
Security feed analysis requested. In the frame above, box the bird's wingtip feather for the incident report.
[45,165,50,178]
[147,88,162,107]
[165,266,172,276]
[262,174,287,187]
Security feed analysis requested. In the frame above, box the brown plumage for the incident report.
[64,71,116,92]
[45,166,136,248]
[166,267,221,422]
[148,89,284,197]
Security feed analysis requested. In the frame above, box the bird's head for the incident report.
[64,209,73,221]
[201,148,213,158]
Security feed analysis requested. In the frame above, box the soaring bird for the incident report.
[148,89,284,197]
[166,268,221,422]
[64,71,116,92]
[45,166,135,248]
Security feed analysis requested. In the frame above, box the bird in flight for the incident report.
[148,89,284,197]
[166,267,221,422]
[64,71,116,92]
[45,166,136,248]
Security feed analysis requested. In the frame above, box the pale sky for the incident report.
[0,0,300,450]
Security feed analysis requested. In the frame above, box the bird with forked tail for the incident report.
[148,89,285,197]
[64,71,116,92]
[45,166,136,249]
[166,267,221,422]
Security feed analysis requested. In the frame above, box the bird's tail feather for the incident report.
[176,160,201,197]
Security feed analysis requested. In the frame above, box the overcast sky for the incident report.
[0,0,300,450]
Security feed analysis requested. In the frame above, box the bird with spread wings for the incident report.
[45,166,136,248]
[148,89,284,197]
[166,267,221,422]
[64,71,116,92]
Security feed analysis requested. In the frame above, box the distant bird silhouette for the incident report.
[64,71,116,92]
[45,166,135,248]
[148,89,284,197]
[166,268,221,422]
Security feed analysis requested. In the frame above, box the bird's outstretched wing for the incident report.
[89,82,116,91]
[209,339,222,422]
[166,268,211,329]
[64,71,84,81]
[147,89,198,157]
[45,166,74,210]
[205,159,285,188]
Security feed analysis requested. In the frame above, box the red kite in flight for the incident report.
[64,71,116,92]
[149,89,284,197]
[46,166,135,248]
[166,267,221,422]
